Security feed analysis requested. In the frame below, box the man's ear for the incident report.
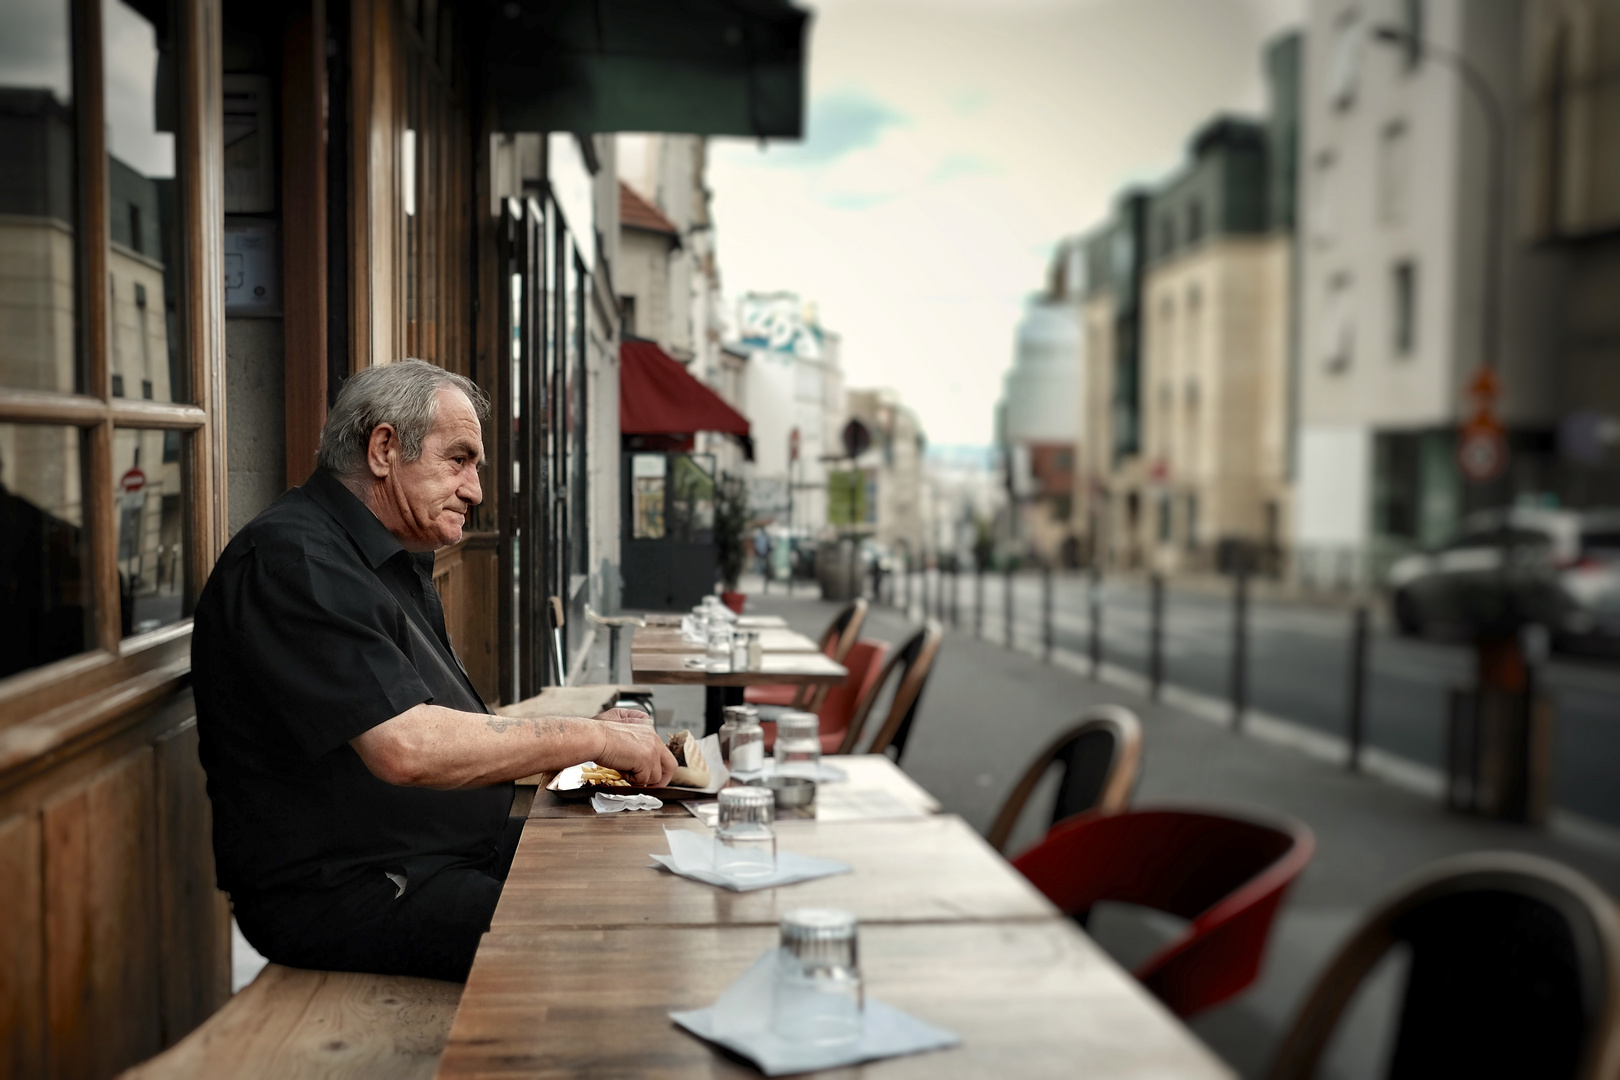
[366,423,398,479]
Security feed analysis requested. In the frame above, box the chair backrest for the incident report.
[796,599,869,710]
[986,705,1144,854]
[1013,806,1315,1018]
[838,621,943,764]
[815,639,888,748]
[1269,853,1620,1080]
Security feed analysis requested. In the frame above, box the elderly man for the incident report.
[194,360,675,982]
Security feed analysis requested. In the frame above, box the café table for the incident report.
[643,613,790,630]
[632,627,822,655]
[438,755,1235,1079]
[631,632,846,736]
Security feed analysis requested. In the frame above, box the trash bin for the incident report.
[817,538,862,601]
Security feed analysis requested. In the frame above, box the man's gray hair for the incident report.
[316,359,491,477]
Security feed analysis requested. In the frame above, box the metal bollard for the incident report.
[1347,605,1368,770]
[951,565,960,628]
[1230,571,1249,731]
[1005,567,1015,650]
[975,565,984,639]
[1089,567,1103,680]
[1042,564,1054,663]
[1148,574,1164,701]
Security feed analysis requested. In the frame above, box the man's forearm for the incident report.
[353,704,610,789]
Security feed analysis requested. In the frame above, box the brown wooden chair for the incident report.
[1269,852,1620,1080]
[838,620,943,765]
[745,598,868,711]
[986,705,1143,855]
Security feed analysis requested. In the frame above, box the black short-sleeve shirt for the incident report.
[193,468,512,898]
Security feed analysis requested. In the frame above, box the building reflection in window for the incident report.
[114,427,186,637]
[0,0,80,395]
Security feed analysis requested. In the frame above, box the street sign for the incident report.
[841,418,871,460]
[120,467,146,494]
[1458,418,1507,482]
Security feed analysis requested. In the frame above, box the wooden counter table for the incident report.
[491,814,1052,928]
[523,754,942,821]
[437,920,1234,1079]
[630,649,847,735]
[643,613,789,630]
[631,627,821,654]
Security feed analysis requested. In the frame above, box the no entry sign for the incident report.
[120,467,146,494]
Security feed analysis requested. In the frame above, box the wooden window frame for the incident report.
[0,0,224,740]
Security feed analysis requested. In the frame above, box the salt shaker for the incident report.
[728,713,765,777]
[746,630,764,671]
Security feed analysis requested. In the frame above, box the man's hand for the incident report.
[597,720,677,788]
[594,707,652,725]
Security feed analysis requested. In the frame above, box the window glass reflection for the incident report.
[0,0,80,394]
[0,424,92,678]
[105,0,186,404]
[115,427,186,636]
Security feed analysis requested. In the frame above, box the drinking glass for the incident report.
[706,624,734,672]
[728,715,765,776]
[714,786,776,879]
[770,908,864,1045]
[774,711,821,780]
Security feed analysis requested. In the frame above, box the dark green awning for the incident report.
[483,0,809,138]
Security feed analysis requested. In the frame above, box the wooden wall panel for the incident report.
[43,749,162,1080]
[153,721,231,1046]
[0,814,44,1080]
[435,535,500,706]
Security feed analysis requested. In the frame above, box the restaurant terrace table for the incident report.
[523,753,941,821]
[642,613,790,630]
[438,755,1235,1079]
[632,627,821,654]
[630,629,847,735]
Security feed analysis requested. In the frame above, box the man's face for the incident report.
[383,388,485,552]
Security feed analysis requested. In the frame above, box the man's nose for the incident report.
[461,469,483,507]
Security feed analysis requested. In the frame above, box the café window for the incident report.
[0,0,215,688]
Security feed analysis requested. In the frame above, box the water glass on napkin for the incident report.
[651,827,850,892]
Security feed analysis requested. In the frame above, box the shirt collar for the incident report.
[302,468,412,570]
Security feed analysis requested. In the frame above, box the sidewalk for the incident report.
[722,586,1620,1079]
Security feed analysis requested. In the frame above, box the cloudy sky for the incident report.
[705,0,1304,448]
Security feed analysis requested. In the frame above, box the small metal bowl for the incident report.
[766,774,817,813]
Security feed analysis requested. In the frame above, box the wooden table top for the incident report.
[632,627,821,654]
[522,754,942,821]
[489,814,1055,929]
[436,920,1234,1079]
[643,613,789,629]
[631,650,847,687]
[494,684,651,719]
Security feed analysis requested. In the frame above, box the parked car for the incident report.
[1386,507,1620,649]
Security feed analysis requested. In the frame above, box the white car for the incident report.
[1387,508,1620,649]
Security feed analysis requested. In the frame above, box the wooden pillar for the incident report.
[282,0,329,485]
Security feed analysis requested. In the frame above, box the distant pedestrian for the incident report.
[753,526,770,576]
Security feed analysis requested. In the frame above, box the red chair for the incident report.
[1013,806,1315,1018]
[745,599,867,710]
[762,639,889,753]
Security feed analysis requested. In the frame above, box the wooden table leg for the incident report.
[703,686,744,736]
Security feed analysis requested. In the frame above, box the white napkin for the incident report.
[651,827,850,892]
[670,949,960,1076]
[592,792,664,813]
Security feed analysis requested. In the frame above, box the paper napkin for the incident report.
[670,949,960,1076]
[592,792,664,813]
[650,827,850,892]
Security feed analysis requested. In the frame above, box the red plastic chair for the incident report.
[762,640,888,753]
[1013,806,1315,1018]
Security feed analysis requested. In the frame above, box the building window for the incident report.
[1185,492,1200,550]
[1379,121,1410,226]
[619,294,638,338]
[1401,0,1425,70]
[1392,261,1417,356]
[1187,200,1204,245]
[1159,215,1176,257]
[1325,273,1355,373]
[1158,492,1173,543]
[1311,151,1338,247]
[1328,9,1363,111]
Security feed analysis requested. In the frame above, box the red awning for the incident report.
[620,339,750,437]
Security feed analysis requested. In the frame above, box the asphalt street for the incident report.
[892,569,1620,827]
